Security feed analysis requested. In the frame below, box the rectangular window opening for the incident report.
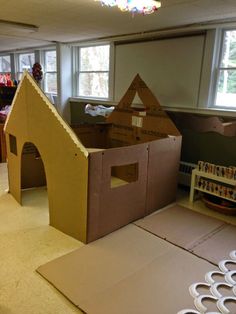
[9,134,17,156]
[110,163,139,188]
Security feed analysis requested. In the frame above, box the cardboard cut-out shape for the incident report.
[5,72,89,243]
[37,224,216,314]
[5,72,181,243]
[107,74,180,146]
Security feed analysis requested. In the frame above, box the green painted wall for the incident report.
[70,101,107,125]
[181,129,236,166]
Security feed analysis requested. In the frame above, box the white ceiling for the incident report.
[0,0,236,52]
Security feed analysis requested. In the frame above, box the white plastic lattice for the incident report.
[177,250,236,314]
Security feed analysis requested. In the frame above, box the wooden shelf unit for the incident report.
[190,168,236,203]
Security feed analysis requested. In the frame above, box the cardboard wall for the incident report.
[5,73,89,242]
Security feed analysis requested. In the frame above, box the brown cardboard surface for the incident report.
[107,74,181,145]
[37,224,175,305]
[193,224,236,264]
[80,250,217,314]
[135,204,226,249]
[37,224,216,314]
[146,137,182,214]
[87,143,149,242]
[4,72,89,242]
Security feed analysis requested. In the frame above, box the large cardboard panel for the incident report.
[4,80,28,204]
[25,78,89,242]
[107,74,181,142]
[193,224,236,264]
[37,224,216,314]
[80,250,217,314]
[146,137,182,214]
[87,151,103,242]
[37,225,175,305]
[135,204,226,250]
[4,73,89,242]
[72,124,109,149]
[88,143,149,242]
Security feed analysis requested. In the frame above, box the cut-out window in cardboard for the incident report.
[111,163,139,188]
[9,134,17,155]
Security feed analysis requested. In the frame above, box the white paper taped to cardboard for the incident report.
[139,111,146,117]
[132,116,143,128]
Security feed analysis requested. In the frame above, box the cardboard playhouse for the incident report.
[4,72,181,243]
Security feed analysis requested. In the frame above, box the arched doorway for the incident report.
[21,142,46,189]
[20,142,49,218]
[20,143,49,224]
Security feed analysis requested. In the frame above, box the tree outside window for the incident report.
[0,55,11,74]
[215,30,236,108]
[17,52,35,81]
[44,50,57,94]
[78,45,110,98]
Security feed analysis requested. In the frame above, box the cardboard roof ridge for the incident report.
[5,71,89,158]
[108,74,181,136]
[116,74,162,112]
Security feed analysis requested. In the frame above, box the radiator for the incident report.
[178,161,197,187]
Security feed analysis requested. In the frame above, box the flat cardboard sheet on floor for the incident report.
[37,224,216,314]
[192,224,236,264]
[134,204,236,267]
[134,204,226,250]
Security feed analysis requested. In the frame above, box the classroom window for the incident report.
[215,30,236,108]
[0,55,11,74]
[77,44,110,99]
[17,52,35,81]
[44,50,57,94]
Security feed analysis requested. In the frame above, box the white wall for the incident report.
[114,35,205,109]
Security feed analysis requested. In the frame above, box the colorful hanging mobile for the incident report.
[96,0,161,15]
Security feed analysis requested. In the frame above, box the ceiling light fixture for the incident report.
[96,0,161,15]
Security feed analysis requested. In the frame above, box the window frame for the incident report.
[0,54,11,75]
[42,49,57,95]
[74,42,114,100]
[16,51,35,81]
[213,28,236,109]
